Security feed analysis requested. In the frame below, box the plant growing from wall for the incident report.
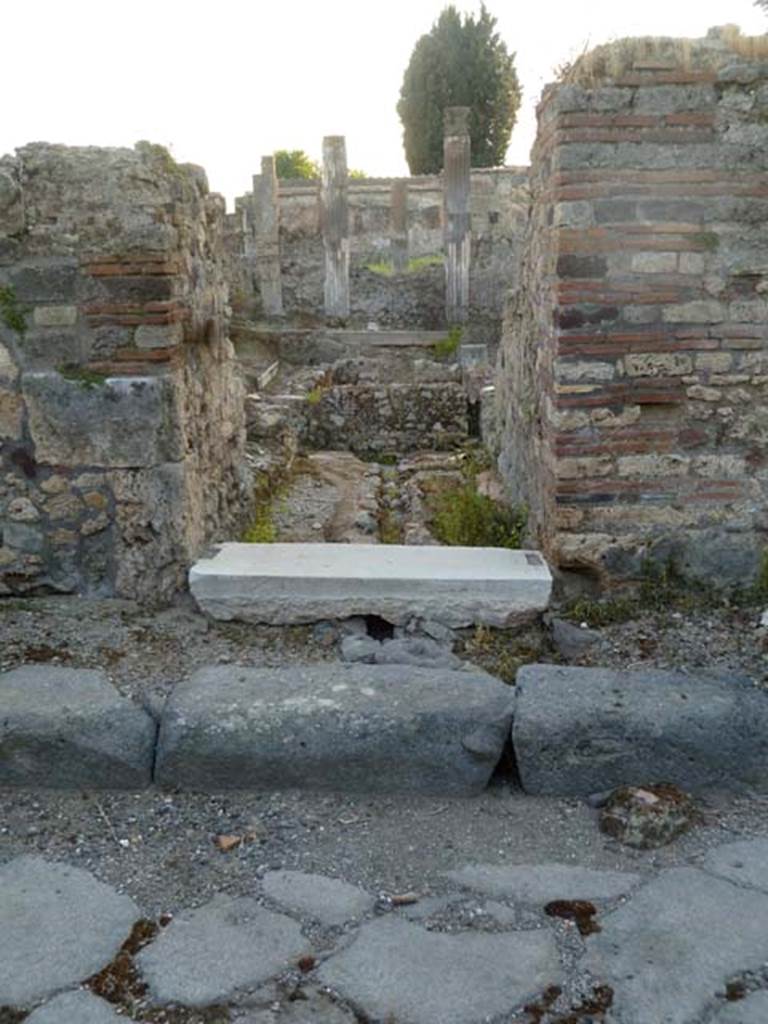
[57,363,107,389]
[433,325,463,359]
[0,285,26,335]
[397,4,521,174]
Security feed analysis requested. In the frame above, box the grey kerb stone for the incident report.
[0,665,157,789]
[513,664,768,796]
[189,542,553,627]
[0,856,139,1007]
[155,663,514,795]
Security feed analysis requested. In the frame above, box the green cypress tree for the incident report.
[397,5,521,175]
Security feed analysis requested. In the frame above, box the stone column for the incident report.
[390,179,409,273]
[252,156,283,317]
[443,107,471,324]
[321,136,350,319]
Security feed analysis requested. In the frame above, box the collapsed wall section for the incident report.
[0,143,251,600]
[496,34,768,585]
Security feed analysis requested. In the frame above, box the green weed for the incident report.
[242,505,277,543]
[57,363,107,389]
[433,325,463,359]
[365,253,444,277]
[0,285,26,335]
[430,485,526,549]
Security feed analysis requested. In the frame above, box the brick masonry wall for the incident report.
[0,143,252,600]
[495,40,768,585]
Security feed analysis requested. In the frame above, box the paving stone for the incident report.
[583,867,768,1024]
[262,871,375,926]
[513,665,768,796]
[155,663,513,795]
[0,665,156,789]
[25,990,124,1023]
[189,542,552,628]
[136,895,309,1005]
[444,863,640,903]
[317,916,563,1024]
[703,838,768,893]
[713,991,768,1023]
[0,856,139,1007]
[233,988,357,1023]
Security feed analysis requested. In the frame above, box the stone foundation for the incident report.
[0,143,252,600]
[495,31,768,586]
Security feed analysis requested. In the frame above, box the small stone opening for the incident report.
[365,615,395,641]
[467,399,481,439]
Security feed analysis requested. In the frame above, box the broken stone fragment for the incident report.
[599,783,699,849]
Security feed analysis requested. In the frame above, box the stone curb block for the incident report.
[0,665,157,789]
[513,664,768,796]
[154,663,514,795]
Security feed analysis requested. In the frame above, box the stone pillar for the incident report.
[390,179,409,273]
[443,107,471,324]
[252,156,283,317]
[321,136,350,319]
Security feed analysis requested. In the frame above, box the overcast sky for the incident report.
[2,1,766,207]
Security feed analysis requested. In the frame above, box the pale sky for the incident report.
[2,0,766,207]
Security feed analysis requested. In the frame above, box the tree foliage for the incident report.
[397,5,521,175]
[273,150,320,180]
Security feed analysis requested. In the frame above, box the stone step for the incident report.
[326,329,448,349]
[154,663,514,796]
[189,543,552,627]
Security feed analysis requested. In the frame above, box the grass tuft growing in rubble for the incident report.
[366,253,444,276]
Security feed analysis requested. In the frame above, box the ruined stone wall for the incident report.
[0,143,251,600]
[230,168,529,334]
[495,34,768,586]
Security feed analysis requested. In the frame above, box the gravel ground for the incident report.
[2,592,768,924]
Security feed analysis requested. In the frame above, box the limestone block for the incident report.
[0,340,18,380]
[625,352,693,377]
[23,371,183,468]
[190,543,552,628]
[557,456,614,480]
[631,252,678,274]
[695,352,733,373]
[134,323,184,349]
[0,387,23,438]
[662,301,726,324]
[617,454,690,478]
[678,252,706,275]
[32,305,78,327]
[513,665,768,796]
